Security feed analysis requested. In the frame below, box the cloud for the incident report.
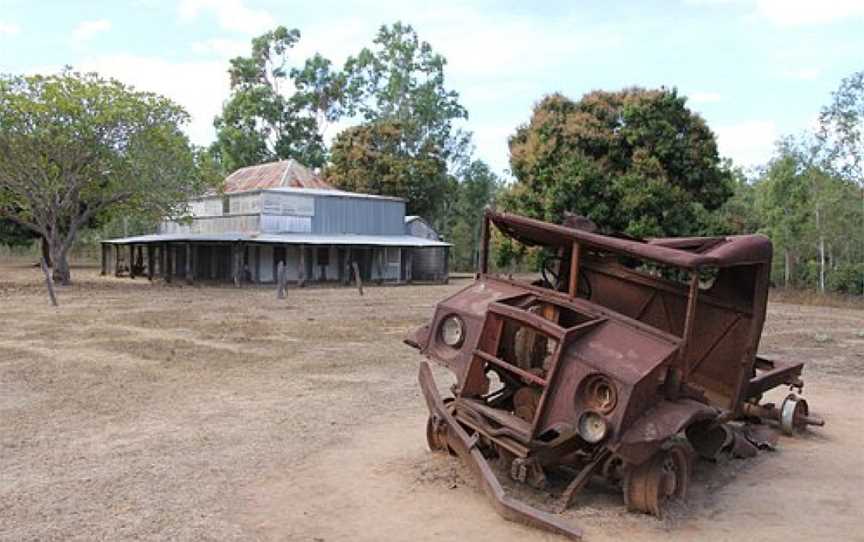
[714,120,777,167]
[74,54,230,145]
[191,38,249,59]
[689,91,722,104]
[686,0,864,25]
[470,120,520,177]
[72,19,111,43]
[753,0,864,25]
[0,21,20,37]
[178,0,274,34]
[782,67,821,80]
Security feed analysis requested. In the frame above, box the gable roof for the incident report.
[223,160,334,193]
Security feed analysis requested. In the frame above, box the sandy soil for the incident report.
[1,260,862,541]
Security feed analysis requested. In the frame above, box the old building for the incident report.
[101,160,449,285]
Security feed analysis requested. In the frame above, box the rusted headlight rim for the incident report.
[580,373,618,414]
[439,314,466,348]
[577,410,609,443]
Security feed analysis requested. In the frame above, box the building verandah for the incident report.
[101,239,448,286]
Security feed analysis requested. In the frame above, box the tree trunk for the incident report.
[48,237,71,285]
[819,236,826,294]
[41,237,52,267]
[815,204,825,294]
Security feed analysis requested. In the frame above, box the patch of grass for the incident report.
[813,332,832,344]
[769,288,864,310]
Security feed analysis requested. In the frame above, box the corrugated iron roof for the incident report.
[263,187,405,202]
[102,232,450,247]
[223,160,334,193]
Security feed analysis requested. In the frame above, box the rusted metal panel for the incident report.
[222,159,333,193]
[407,210,823,535]
[488,211,773,270]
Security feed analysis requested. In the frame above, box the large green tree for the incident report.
[818,70,864,294]
[213,27,339,171]
[444,160,500,271]
[504,89,734,239]
[326,120,448,220]
[0,71,208,284]
[328,22,469,223]
[756,136,862,292]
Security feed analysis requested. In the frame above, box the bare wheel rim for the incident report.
[624,444,691,517]
[426,416,445,451]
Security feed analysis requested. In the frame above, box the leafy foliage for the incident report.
[0,70,208,283]
[503,89,734,239]
[819,70,864,184]
[443,160,501,271]
[327,22,471,225]
[213,27,336,171]
[0,218,37,247]
[343,22,468,148]
[754,136,862,291]
[326,120,448,221]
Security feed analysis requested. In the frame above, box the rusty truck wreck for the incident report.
[406,210,824,540]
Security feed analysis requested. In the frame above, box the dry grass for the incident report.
[1,257,862,541]
[769,287,864,310]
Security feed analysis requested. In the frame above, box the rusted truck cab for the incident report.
[407,211,821,539]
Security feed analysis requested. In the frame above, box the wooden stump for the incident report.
[276,261,287,299]
[231,243,241,288]
[298,245,306,288]
[352,261,363,296]
[147,245,155,281]
[185,243,193,284]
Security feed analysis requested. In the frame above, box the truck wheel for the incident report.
[426,415,448,452]
[623,442,691,517]
[780,394,809,435]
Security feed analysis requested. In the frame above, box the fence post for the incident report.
[276,261,287,299]
[351,261,363,296]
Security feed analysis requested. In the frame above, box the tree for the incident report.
[325,120,448,220]
[213,27,336,171]
[755,136,862,292]
[328,22,470,224]
[503,89,734,239]
[0,71,208,284]
[343,22,468,150]
[756,146,813,288]
[818,70,864,294]
[290,53,347,140]
[0,218,37,248]
[712,160,761,235]
[445,160,500,271]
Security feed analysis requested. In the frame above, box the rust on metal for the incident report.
[221,159,334,193]
[406,210,826,537]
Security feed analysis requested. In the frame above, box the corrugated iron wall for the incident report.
[312,196,405,235]
[163,191,406,237]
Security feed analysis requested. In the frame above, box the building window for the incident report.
[222,196,230,215]
[317,247,330,266]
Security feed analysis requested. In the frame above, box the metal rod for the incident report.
[680,272,700,377]
[568,241,581,297]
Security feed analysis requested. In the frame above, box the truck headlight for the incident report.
[578,411,608,443]
[581,374,617,414]
[440,315,465,347]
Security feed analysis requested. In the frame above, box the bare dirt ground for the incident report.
[1,259,862,542]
